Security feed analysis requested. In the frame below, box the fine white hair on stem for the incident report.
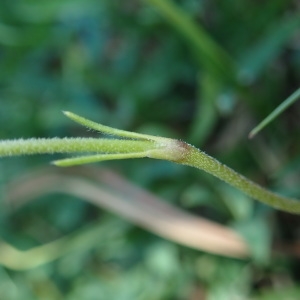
[0,111,299,214]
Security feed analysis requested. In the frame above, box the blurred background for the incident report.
[0,0,300,299]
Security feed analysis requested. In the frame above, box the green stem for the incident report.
[0,138,154,156]
[179,144,300,214]
[1,111,299,214]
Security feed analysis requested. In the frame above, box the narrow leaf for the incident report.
[249,87,300,138]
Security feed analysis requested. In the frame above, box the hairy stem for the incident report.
[178,143,300,214]
[0,138,154,156]
[0,111,299,214]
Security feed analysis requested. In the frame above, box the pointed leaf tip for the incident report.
[248,131,255,139]
[63,111,71,116]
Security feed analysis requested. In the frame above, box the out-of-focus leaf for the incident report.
[144,0,236,82]
[239,16,300,83]
[253,286,300,300]
[3,166,249,267]
[188,74,219,145]
[233,215,272,265]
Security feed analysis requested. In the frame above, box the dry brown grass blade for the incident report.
[5,166,249,258]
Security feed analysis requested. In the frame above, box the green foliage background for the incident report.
[0,0,300,299]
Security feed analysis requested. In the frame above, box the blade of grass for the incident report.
[188,73,219,145]
[239,16,300,82]
[144,0,236,82]
[249,87,300,138]
[0,219,127,270]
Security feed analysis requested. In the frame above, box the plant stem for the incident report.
[1,111,299,214]
[180,144,300,214]
[0,138,154,157]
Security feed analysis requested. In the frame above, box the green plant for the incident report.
[249,86,300,138]
[1,111,299,214]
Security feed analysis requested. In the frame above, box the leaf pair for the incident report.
[51,112,186,167]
